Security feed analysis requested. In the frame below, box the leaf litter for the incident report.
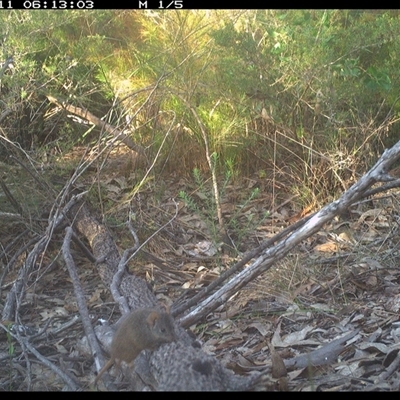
[2,168,400,390]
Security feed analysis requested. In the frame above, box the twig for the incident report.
[127,201,179,264]
[71,231,96,263]
[179,140,400,326]
[0,231,36,296]
[9,155,55,194]
[2,191,87,321]
[174,170,400,318]
[0,176,23,214]
[0,322,80,391]
[110,203,179,315]
[48,315,81,336]
[174,93,224,234]
[62,227,109,386]
[375,350,400,383]
[173,213,311,317]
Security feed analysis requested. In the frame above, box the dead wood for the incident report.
[70,202,258,391]
[62,227,111,390]
[283,330,360,370]
[178,141,400,327]
[0,192,88,390]
[1,192,87,321]
[68,138,400,390]
[0,323,80,391]
[3,138,400,390]
[46,95,147,157]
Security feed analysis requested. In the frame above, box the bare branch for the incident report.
[180,141,400,327]
[0,323,80,391]
[62,227,109,386]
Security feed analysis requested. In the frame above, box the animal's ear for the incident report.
[147,311,159,327]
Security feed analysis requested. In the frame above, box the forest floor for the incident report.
[1,147,400,390]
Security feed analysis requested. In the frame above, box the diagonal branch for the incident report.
[179,140,400,327]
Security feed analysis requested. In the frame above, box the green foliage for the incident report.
[364,66,392,92]
[179,162,265,253]
[179,166,221,242]
[2,10,400,202]
[226,187,268,247]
